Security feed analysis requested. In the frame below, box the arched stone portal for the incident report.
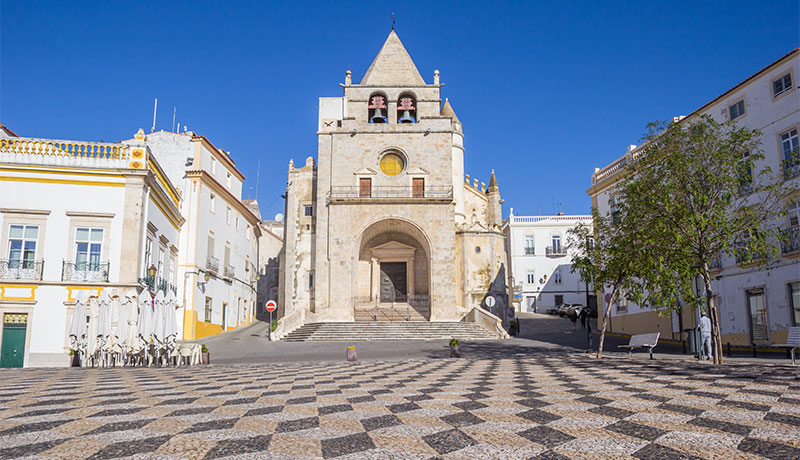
[354,219,431,321]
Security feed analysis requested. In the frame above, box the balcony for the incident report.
[708,255,722,271]
[524,247,535,255]
[0,260,44,281]
[735,247,766,265]
[62,261,109,282]
[781,226,800,254]
[139,276,177,295]
[327,186,453,202]
[206,256,219,273]
[546,246,567,256]
[783,157,800,180]
[224,264,235,279]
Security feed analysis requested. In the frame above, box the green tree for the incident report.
[568,208,649,358]
[615,115,786,364]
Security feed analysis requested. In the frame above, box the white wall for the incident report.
[505,213,592,312]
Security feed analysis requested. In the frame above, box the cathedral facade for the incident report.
[279,31,508,328]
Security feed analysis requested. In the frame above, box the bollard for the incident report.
[346,346,357,362]
[752,344,757,358]
[726,342,731,357]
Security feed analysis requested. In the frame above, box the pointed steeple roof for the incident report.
[440,98,460,123]
[360,31,426,86]
[488,170,499,193]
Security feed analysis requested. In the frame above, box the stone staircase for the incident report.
[281,321,498,342]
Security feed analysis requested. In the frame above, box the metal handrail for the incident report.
[329,185,453,199]
[62,261,109,282]
[0,259,44,280]
[783,156,800,180]
[353,295,431,321]
[206,257,219,272]
[139,276,177,295]
[781,226,800,254]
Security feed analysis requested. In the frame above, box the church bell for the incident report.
[370,108,386,123]
[398,110,414,123]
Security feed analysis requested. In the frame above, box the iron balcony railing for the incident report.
[734,246,767,265]
[353,295,431,321]
[206,256,219,273]
[62,261,109,282]
[545,246,566,256]
[138,276,177,295]
[224,264,235,279]
[708,255,722,270]
[783,156,800,180]
[781,226,800,254]
[524,247,535,255]
[328,186,453,200]
[0,259,44,281]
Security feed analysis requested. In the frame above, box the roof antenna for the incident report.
[172,107,176,132]
[255,158,261,199]
[151,97,157,133]
[391,12,395,30]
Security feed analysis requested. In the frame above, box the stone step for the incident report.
[282,321,497,342]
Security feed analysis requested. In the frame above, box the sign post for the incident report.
[265,300,277,340]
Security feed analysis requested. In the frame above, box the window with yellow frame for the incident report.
[380,153,405,176]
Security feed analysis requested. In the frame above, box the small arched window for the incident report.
[368,93,387,124]
[397,93,416,123]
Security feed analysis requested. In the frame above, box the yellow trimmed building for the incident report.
[0,127,184,367]
[137,131,261,340]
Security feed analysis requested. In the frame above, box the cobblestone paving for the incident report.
[1,355,799,459]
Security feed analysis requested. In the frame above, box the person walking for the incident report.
[700,311,713,360]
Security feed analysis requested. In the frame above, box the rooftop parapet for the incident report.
[0,136,134,169]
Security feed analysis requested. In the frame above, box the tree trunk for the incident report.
[702,272,724,365]
[597,285,617,359]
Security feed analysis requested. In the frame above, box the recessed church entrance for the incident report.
[355,219,431,321]
[380,262,407,302]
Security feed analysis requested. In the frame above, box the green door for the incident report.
[1,314,28,368]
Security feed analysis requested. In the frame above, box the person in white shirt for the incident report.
[699,312,713,360]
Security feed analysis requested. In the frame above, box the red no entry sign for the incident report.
[265,300,277,313]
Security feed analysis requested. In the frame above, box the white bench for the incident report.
[772,326,800,365]
[618,332,660,359]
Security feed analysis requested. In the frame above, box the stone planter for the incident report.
[200,352,210,365]
[450,345,462,358]
[346,347,357,362]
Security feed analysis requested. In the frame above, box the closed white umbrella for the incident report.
[152,291,166,345]
[111,290,125,349]
[86,293,100,359]
[164,291,179,339]
[97,291,112,341]
[124,289,139,352]
[69,291,88,348]
[137,290,154,348]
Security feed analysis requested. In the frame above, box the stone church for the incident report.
[278,30,508,330]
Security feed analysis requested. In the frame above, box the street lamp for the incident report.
[147,264,157,278]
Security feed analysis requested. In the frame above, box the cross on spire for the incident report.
[392,12,395,30]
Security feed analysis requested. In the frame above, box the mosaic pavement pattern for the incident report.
[0,355,799,460]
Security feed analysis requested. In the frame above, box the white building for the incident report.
[504,210,594,313]
[140,131,261,340]
[588,49,799,345]
[0,128,183,367]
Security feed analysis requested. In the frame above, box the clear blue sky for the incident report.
[2,1,797,219]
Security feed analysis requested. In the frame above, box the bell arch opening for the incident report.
[353,218,431,321]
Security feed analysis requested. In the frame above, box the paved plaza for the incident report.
[1,353,799,460]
